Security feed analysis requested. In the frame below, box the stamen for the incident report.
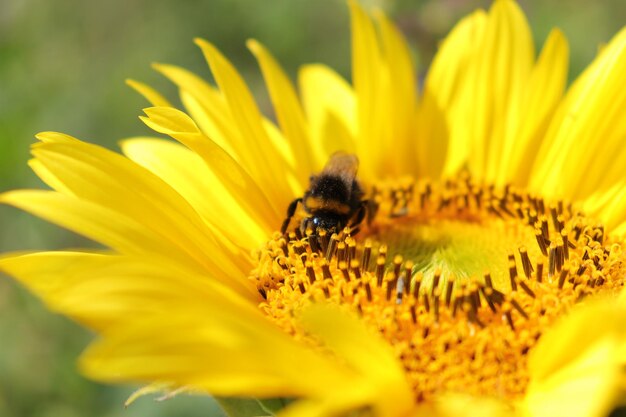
[306,229,320,253]
[550,204,559,231]
[305,261,315,284]
[293,240,305,261]
[351,259,362,279]
[431,268,441,296]
[445,278,454,308]
[540,216,550,242]
[502,302,515,330]
[555,239,564,272]
[423,293,430,312]
[365,277,373,302]
[508,261,518,291]
[361,240,372,271]
[548,244,557,279]
[558,266,570,289]
[433,288,441,322]
[535,229,548,256]
[536,262,544,283]
[481,286,497,313]
[397,276,405,304]
[412,272,423,299]
[484,273,493,288]
[389,272,399,300]
[279,238,289,257]
[452,294,461,317]
[336,241,347,266]
[318,229,329,254]
[393,255,403,283]
[315,260,329,280]
[322,281,330,298]
[348,239,357,265]
[404,261,414,286]
[509,295,529,320]
[561,229,570,259]
[386,274,395,302]
[519,247,533,278]
[325,233,339,261]
[537,197,546,214]
[527,208,538,227]
[518,278,535,298]
[376,257,386,287]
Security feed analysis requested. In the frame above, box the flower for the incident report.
[3,0,626,416]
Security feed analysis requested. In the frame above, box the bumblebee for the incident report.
[281,152,373,236]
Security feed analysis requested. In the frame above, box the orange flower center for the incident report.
[250,175,625,402]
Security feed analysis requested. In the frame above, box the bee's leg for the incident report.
[350,203,367,227]
[300,216,314,237]
[281,198,302,234]
[365,199,379,225]
[347,202,368,235]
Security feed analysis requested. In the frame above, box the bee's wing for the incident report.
[321,152,359,184]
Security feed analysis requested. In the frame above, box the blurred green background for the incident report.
[1,0,625,416]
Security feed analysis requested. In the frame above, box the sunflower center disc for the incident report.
[251,175,626,402]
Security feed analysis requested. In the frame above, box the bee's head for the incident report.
[310,215,342,234]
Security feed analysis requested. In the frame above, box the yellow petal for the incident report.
[349,0,384,181]
[372,9,418,177]
[194,38,295,205]
[422,10,487,107]
[300,305,414,417]
[423,394,513,417]
[584,180,626,231]
[262,117,304,196]
[526,301,626,417]
[526,338,620,417]
[501,29,569,186]
[298,64,356,162]
[530,27,626,204]
[140,104,202,134]
[435,0,535,180]
[125,79,173,107]
[277,397,365,417]
[1,190,190,265]
[468,0,535,181]
[152,63,241,158]
[247,39,317,181]
[1,191,256,302]
[30,133,246,278]
[0,251,258,331]
[35,130,80,144]
[140,106,282,226]
[120,137,269,251]
[424,9,487,176]
[28,158,74,196]
[156,65,300,185]
[80,310,356,400]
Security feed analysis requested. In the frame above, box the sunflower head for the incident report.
[3,1,626,417]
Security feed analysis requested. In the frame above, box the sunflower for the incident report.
[4,0,626,416]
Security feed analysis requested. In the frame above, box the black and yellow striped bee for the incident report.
[281,152,372,236]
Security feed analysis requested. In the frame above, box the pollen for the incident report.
[250,175,626,402]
